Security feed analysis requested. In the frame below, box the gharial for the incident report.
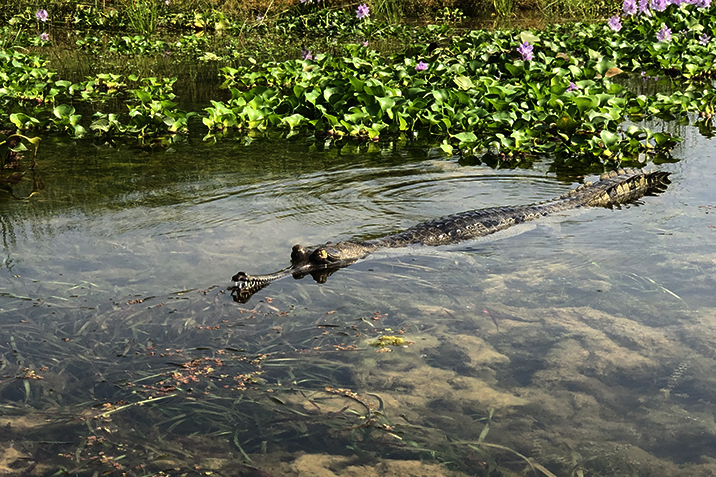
[230,168,670,302]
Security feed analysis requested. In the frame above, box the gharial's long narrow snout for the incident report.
[229,242,370,303]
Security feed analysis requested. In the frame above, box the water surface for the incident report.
[1,127,715,476]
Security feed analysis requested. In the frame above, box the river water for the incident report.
[1,125,715,476]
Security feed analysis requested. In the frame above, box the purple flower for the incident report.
[356,3,370,19]
[623,0,638,14]
[36,9,48,21]
[694,0,711,6]
[362,40,369,47]
[40,32,49,41]
[516,41,533,61]
[699,33,710,45]
[415,61,428,71]
[651,0,668,10]
[638,0,652,15]
[656,24,672,42]
[566,82,580,92]
[256,15,263,21]
[608,15,622,31]
[301,49,313,60]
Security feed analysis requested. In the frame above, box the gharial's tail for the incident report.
[560,168,671,208]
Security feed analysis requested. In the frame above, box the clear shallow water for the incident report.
[1,127,715,476]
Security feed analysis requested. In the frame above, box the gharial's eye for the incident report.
[291,244,309,263]
[311,248,330,263]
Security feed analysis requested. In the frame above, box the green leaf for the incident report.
[348,76,364,93]
[53,104,76,118]
[520,31,540,45]
[555,114,578,133]
[600,130,619,148]
[135,90,151,102]
[376,96,395,113]
[304,89,320,105]
[283,114,305,129]
[573,96,598,115]
[453,132,478,143]
[454,76,474,90]
[504,63,524,77]
[90,118,110,132]
[432,89,449,105]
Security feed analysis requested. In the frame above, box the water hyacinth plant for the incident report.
[624,0,638,14]
[608,15,622,30]
[657,23,672,41]
[0,0,715,161]
[516,41,533,61]
[356,3,370,19]
[639,0,652,15]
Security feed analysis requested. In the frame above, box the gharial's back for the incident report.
[367,168,671,248]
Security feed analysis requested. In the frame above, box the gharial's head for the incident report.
[229,243,350,303]
[289,243,344,268]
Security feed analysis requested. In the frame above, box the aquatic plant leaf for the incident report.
[519,31,540,45]
[600,130,619,148]
[454,132,477,143]
[573,96,598,115]
[454,75,475,90]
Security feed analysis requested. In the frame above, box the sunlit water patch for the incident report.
[1,129,716,476]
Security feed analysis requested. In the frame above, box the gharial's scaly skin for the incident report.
[230,168,670,301]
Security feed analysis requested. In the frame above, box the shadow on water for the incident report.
[2,124,716,475]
